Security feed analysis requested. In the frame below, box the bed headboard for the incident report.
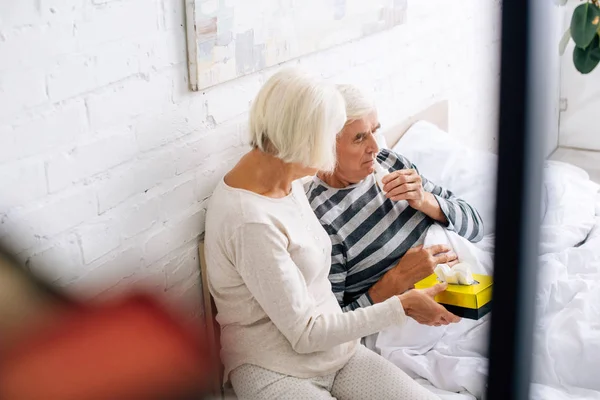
[381,100,449,149]
[197,99,450,398]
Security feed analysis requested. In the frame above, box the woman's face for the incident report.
[334,110,381,184]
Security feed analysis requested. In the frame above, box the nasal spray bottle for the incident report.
[374,159,389,194]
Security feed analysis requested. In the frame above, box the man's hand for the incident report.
[398,283,461,326]
[396,245,459,284]
[381,169,448,224]
[368,245,457,303]
[382,169,425,208]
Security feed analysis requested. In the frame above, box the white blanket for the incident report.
[377,224,492,398]
[377,122,600,400]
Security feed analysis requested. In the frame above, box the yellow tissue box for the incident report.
[414,273,493,320]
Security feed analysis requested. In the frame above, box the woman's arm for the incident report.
[231,222,406,354]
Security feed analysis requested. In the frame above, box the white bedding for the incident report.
[376,122,600,400]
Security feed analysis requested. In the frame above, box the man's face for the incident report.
[334,110,381,184]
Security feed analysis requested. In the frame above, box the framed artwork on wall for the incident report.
[185,0,408,91]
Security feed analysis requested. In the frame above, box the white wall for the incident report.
[559,2,600,151]
[544,3,566,158]
[0,0,502,319]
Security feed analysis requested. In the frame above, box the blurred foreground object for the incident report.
[0,250,218,400]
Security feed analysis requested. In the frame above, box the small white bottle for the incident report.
[374,161,389,193]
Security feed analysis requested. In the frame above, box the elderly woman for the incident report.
[305,84,484,319]
[204,68,456,400]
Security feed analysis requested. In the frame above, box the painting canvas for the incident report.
[186,0,408,90]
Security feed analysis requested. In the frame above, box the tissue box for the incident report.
[414,273,493,320]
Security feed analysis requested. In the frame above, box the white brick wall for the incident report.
[0,0,502,320]
[46,127,138,192]
[95,147,176,213]
[0,159,47,210]
[0,101,88,163]
[0,68,48,120]
[0,188,97,253]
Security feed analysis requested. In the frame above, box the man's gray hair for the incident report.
[336,84,376,123]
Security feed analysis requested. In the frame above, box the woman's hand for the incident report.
[398,283,461,326]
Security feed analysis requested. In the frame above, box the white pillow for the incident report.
[392,121,498,235]
[393,121,600,248]
[375,131,388,150]
[538,161,599,253]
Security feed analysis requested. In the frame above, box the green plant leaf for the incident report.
[571,3,600,48]
[559,27,571,55]
[573,34,600,73]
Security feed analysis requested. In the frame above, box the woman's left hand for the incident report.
[382,169,425,208]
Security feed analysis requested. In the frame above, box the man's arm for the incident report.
[420,173,484,242]
[367,244,457,304]
[411,191,448,224]
[326,229,376,312]
[379,150,484,243]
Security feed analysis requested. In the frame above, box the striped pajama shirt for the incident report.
[305,149,484,312]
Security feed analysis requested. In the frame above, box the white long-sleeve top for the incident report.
[204,179,408,380]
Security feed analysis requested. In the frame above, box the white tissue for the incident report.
[453,263,476,285]
[434,262,475,285]
[374,162,389,193]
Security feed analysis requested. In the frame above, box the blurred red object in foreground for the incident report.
[0,293,217,400]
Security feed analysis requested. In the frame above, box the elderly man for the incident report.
[305,84,484,317]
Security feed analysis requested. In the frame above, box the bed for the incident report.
[199,100,600,400]
[376,102,600,400]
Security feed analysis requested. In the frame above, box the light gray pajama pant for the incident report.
[230,345,439,400]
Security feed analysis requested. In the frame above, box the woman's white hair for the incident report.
[249,67,346,172]
[335,84,376,123]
